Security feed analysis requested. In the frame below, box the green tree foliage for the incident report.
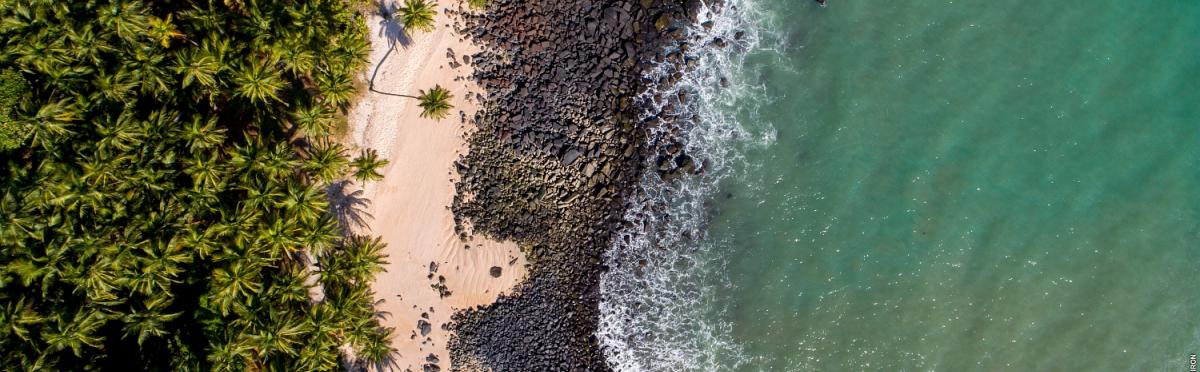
[395,0,437,34]
[0,0,394,369]
[0,69,29,151]
[416,84,454,120]
[351,148,388,183]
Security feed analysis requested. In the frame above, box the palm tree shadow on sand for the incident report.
[369,1,420,98]
[377,0,411,48]
[326,180,373,231]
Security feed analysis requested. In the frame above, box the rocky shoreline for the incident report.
[445,0,706,370]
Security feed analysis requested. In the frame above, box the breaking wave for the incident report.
[598,0,780,370]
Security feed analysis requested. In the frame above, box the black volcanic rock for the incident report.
[418,319,432,337]
[447,0,693,371]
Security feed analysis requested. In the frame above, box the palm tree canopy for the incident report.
[351,148,388,183]
[396,0,437,34]
[0,0,395,369]
[417,85,454,120]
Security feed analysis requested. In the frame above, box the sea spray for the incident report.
[447,1,701,368]
[598,0,779,370]
[600,0,1200,369]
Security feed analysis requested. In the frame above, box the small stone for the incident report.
[490,266,503,278]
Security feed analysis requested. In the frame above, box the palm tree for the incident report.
[342,235,388,283]
[303,140,349,184]
[175,49,220,89]
[96,1,150,45]
[0,0,396,369]
[416,84,453,120]
[30,99,79,147]
[206,336,255,372]
[260,141,301,181]
[395,0,437,34]
[0,297,45,343]
[147,14,184,48]
[279,178,328,225]
[242,178,284,211]
[42,309,107,357]
[290,102,335,138]
[274,38,316,76]
[299,215,342,258]
[209,259,264,316]
[131,48,174,95]
[259,216,300,257]
[315,69,355,108]
[268,265,313,304]
[350,148,388,183]
[250,311,308,358]
[367,80,456,122]
[121,295,182,346]
[64,24,114,67]
[296,304,343,370]
[356,325,398,370]
[179,116,226,153]
[232,58,285,104]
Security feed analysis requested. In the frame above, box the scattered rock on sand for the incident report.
[417,320,432,336]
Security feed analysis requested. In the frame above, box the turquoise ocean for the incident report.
[600,0,1200,371]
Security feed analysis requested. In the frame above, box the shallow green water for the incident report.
[710,0,1200,370]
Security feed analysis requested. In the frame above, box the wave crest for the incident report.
[598,0,777,370]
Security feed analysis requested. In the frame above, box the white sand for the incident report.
[345,3,527,370]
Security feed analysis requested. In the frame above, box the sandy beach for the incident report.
[345,3,527,370]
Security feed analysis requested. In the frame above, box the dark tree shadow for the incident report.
[376,1,411,49]
[326,180,373,231]
[367,42,419,98]
[367,45,421,97]
[369,1,426,99]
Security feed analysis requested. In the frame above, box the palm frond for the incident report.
[395,0,437,34]
[416,84,453,120]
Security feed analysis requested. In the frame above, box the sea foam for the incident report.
[597,0,778,370]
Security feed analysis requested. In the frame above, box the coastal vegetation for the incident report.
[0,0,397,370]
[365,0,454,120]
[416,85,454,120]
[351,149,389,182]
[395,0,437,34]
[0,69,27,151]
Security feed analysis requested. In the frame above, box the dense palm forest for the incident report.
[0,0,400,369]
